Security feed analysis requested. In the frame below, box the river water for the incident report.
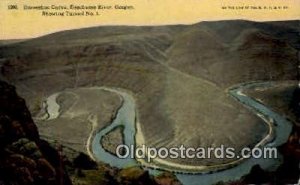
[177,82,292,184]
[90,87,138,168]
[45,82,292,185]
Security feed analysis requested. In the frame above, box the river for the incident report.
[43,82,292,185]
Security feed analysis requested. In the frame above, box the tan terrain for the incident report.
[0,20,298,171]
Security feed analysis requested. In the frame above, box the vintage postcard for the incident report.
[0,0,299,185]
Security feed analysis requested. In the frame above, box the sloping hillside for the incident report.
[0,20,297,171]
[166,21,299,87]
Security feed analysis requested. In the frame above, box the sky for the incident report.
[1,0,300,40]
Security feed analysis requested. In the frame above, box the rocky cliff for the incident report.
[0,80,72,185]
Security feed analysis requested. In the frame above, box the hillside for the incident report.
[167,21,299,87]
[1,20,298,88]
[0,20,298,173]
